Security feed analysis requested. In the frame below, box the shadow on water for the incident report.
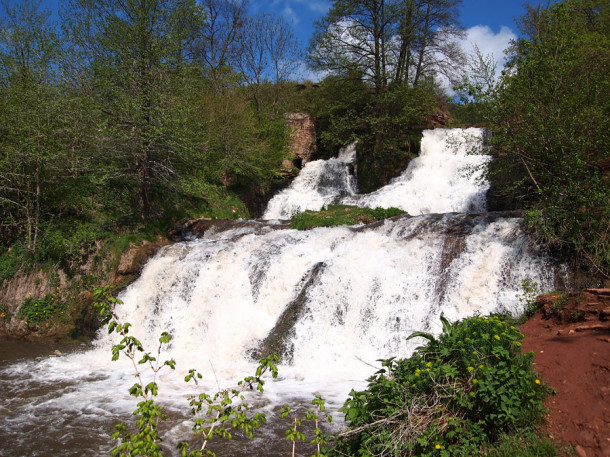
[0,337,88,367]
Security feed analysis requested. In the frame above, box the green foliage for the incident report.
[487,0,610,276]
[517,279,542,319]
[280,396,333,457]
[306,74,436,192]
[93,286,286,457]
[0,244,31,282]
[0,303,10,322]
[17,290,69,325]
[290,205,406,230]
[181,354,279,457]
[484,430,559,457]
[197,89,287,196]
[331,314,550,457]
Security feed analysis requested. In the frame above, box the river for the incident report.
[0,128,559,456]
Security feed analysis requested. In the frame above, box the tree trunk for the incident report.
[414,2,431,85]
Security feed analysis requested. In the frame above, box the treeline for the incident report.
[462,0,609,277]
[1,0,608,280]
[0,0,306,267]
[0,0,462,272]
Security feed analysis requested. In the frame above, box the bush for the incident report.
[331,314,550,456]
[17,291,69,325]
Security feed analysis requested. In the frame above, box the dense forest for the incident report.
[0,0,608,286]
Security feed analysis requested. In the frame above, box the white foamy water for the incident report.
[343,128,490,214]
[0,128,556,456]
[263,143,357,219]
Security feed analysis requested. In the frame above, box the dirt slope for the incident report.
[521,289,610,457]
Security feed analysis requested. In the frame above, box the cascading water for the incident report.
[343,128,490,214]
[0,128,557,456]
[263,142,357,219]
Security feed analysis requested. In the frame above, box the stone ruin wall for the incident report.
[283,112,317,173]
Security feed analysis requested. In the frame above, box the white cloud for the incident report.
[282,4,299,24]
[460,25,516,73]
[437,25,517,96]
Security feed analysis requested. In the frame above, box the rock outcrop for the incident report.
[0,237,170,340]
[282,112,317,173]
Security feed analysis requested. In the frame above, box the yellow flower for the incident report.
[535,379,541,384]
[435,444,441,450]
[467,366,474,372]
[494,334,501,341]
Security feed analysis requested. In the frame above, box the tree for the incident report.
[199,84,286,197]
[451,44,498,125]
[307,0,464,91]
[0,0,65,251]
[62,0,204,219]
[407,0,464,86]
[308,0,395,93]
[195,0,248,92]
[488,0,610,276]
[236,12,301,113]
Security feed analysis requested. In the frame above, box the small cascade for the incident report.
[343,128,490,214]
[263,142,357,219]
[0,128,558,457]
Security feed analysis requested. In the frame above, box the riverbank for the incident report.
[521,289,610,457]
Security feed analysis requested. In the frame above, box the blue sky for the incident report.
[33,0,527,81]
[36,0,526,43]
[249,0,527,48]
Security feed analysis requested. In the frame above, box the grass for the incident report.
[290,205,406,230]
[484,430,562,456]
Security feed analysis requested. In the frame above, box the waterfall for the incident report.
[264,128,490,219]
[343,128,490,214]
[0,128,557,456]
[263,142,358,219]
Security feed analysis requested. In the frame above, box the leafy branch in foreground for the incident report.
[180,354,279,457]
[94,285,176,457]
[281,395,333,457]
[94,285,331,457]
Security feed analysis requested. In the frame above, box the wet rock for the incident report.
[250,262,326,363]
[117,238,169,276]
[181,218,290,239]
